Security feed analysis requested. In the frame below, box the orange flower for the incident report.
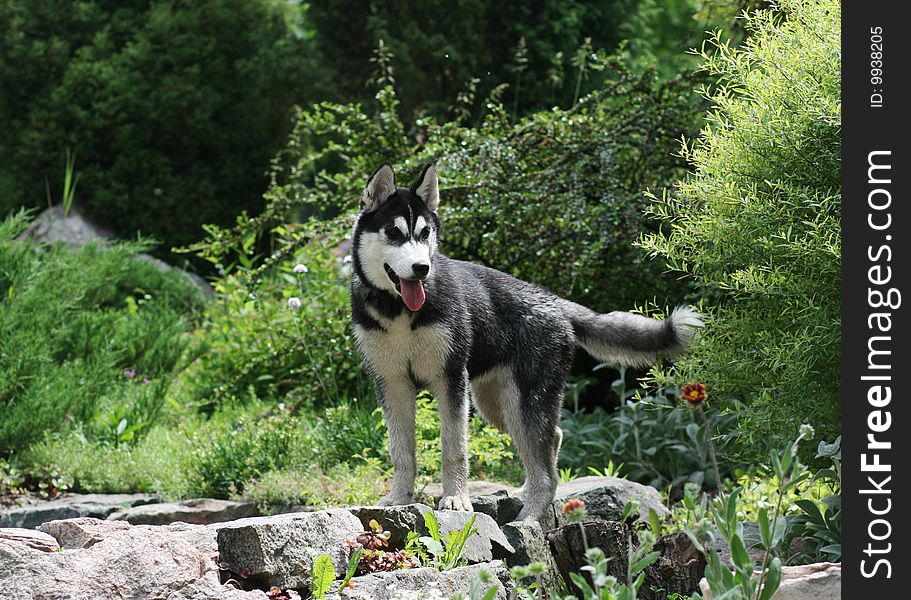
[562,498,587,522]
[681,382,707,406]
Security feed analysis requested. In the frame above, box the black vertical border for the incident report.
[842,1,909,595]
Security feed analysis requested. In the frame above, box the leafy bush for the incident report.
[0,0,317,257]
[307,0,677,119]
[178,237,370,410]
[194,55,705,320]
[0,212,201,453]
[640,0,841,448]
[558,385,743,491]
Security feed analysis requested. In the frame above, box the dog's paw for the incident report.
[375,493,413,507]
[438,495,473,511]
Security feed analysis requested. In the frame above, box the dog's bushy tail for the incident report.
[563,303,703,368]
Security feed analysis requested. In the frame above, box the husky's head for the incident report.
[353,163,441,312]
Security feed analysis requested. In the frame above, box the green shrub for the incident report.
[639,0,841,449]
[188,413,313,499]
[308,0,671,119]
[178,236,372,409]
[559,388,743,490]
[0,0,317,257]
[194,57,705,317]
[21,425,196,497]
[0,212,201,454]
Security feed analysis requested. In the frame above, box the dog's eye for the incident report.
[385,227,404,239]
[419,227,431,240]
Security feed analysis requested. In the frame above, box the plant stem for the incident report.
[699,405,722,490]
[753,481,786,600]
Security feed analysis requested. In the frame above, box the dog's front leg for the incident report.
[376,377,417,506]
[435,370,472,511]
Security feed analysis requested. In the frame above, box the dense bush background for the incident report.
[640,0,841,450]
[0,0,317,259]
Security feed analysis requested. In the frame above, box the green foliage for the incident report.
[0,0,318,258]
[640,0,842,448]
[558,386,743,491]
[309,554,335,600]
[193,57,704,321]
[21,425,196,497]
[786,436,841,563]
[686,427,817,600]
[307,0,667,119]
[416,511,479,571]
[188,413,312,499]
[0,212,201,454]
[179,237,371,410]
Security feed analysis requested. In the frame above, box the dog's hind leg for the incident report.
[501,370,565,522]
[433,369,473,511]
[376,376,417,506]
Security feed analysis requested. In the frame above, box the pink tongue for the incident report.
[400,279,426,312]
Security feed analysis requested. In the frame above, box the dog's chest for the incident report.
[354,314,453,384]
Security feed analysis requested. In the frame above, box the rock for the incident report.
[552,476,669,525]
[350,504,432,547]
[350,504,513,563]
[699,562,841,599]
[434,510,514,563]
[704,522,765,568]
[326,561,513,600]
[39,517,132,549]
[468,491,528,527]
[498,520,560,589]
[216,509,363,589]
[419,481,517,505]
[0,517,265,599]
[0,527,60,552]
[0,493,161,529]
[17,204,114,246]
[107,498,260,526]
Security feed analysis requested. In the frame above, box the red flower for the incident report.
[562,498,587,522]
[681,382,707,406]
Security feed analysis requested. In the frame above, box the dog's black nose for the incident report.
[412,263,430,278]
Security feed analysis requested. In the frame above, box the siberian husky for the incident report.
[351,163,702,521]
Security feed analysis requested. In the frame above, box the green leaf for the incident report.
[424,510,440,541]
[309,554,335,599]
[758,557,782,600]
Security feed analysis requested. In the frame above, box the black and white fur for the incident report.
[351,163,702,521]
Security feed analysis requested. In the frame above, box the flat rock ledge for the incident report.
[0,477,691,599]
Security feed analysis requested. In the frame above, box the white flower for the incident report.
[293,263,309,274]
[287,297,302,310]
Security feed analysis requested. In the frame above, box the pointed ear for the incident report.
[411,163,440,211]
[361,163,397,212]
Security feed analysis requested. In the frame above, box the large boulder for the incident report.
[216,509,363,590]
[551,476,669,525]
[498,520,560,589]
[1,518,264,599]
[468,477,667,528]
[0,493,161,529]
[107,498,260,526]
[326,561,513,600]
[699,562,841,599]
